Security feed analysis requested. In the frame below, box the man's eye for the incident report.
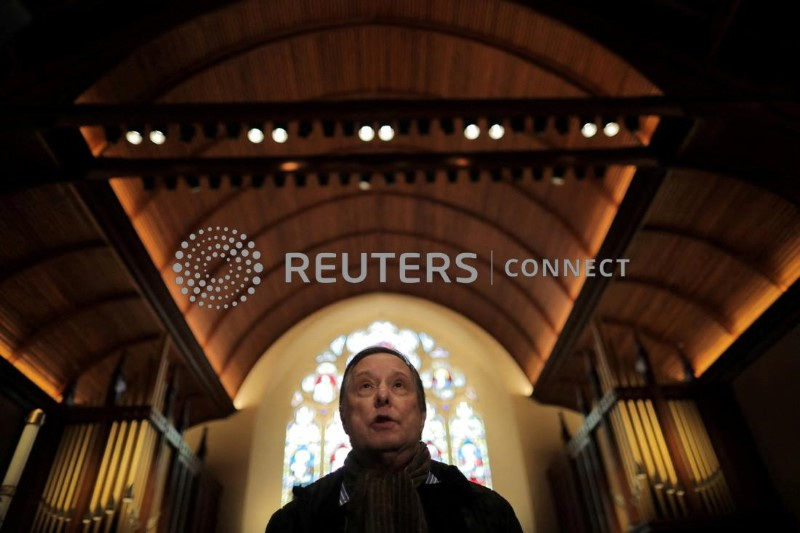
[359,382,373,390]
[393,381,406,388]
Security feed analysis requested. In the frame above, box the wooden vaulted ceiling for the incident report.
[79,0,660,397]
[0,185,225,421]
[0,0,798,419]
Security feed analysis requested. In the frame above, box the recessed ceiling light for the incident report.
[580,121,598,138]
[272,127,288,143]
[464,123,480,140]
[488,124,505,140]
[247,127,265,143]
[358,125,375,142]
[126,130,143,145]
[603,120,620,137]
[378,125,394,141]
[149,129,166,145]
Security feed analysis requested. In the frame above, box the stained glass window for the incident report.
[282,321,492,504]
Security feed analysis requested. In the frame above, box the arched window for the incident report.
[282,321,492,504]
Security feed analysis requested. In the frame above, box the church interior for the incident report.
[0,1,798,531]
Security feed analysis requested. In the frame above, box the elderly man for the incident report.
[266,346,523,532]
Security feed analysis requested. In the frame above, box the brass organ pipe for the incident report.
[635,401,669,486]
[668,401,708,513]
[645,402,678,484]
[125,422,147,530]
[38,424,69,531]
[123,421,149,528]
[130,426,155,532]
[625,400,667,518]
[643,400,681,518]
[64,424,96,522]
[99,421,130,519]
[89,421,118,513]
[131,424,156,525]
[47,426,80,507]
[50,424,89,529]
[675,401,720,514]
[34,425,76,530]
[53,424,90,530]
[622,402,655,479]
[668,402,701,483]
[617,399,652,518]
[610,407,653,521]
[608,410,636,497]
[684,402,735,512]
[686,403,730,508]
[112,421,140,509]
[675,401,721,514]
[637,400,678,517]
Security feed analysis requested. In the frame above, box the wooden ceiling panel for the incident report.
[106,137,636,397]
[598,283,732,364]
[78,0,660,105]
[621,235,781,333]
[553,169,799,392]
[0,185,104,264]
[644,171,800,289]
[1,252,134,323]
[0,185,225,421]
[10,0,674,404]
[158,27,587,103]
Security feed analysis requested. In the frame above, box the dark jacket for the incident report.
[266,461,523,532]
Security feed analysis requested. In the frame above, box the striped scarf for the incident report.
[342,443,431,533]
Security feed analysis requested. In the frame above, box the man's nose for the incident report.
[375,384,390,406]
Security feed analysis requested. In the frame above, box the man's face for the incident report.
[341,353,425,454]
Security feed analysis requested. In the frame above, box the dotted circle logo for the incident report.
[172,226,263,309]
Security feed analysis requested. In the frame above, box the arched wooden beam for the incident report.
[138,20,603,103]
[613,276,735,333]
[198,229,560,347]
[14,291,143,355]
[0,240,108,288]
[217,262,543,379]
[640,223,784,289]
